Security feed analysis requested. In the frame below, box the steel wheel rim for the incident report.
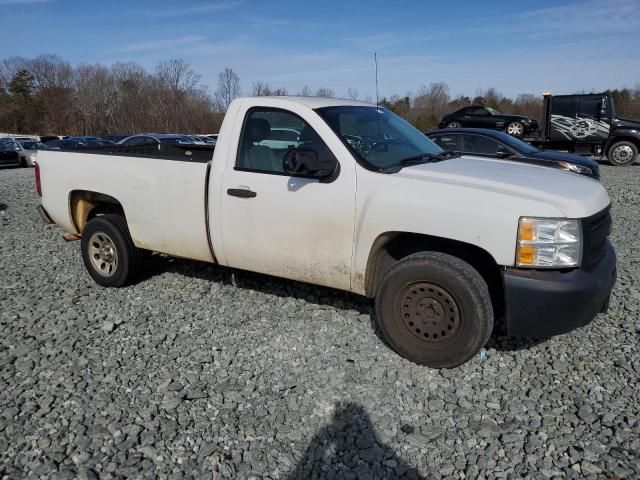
[448,122,461,128]
[613,145,633,163]
[398,282,461,343]
[88,231,118,277]
[508,123,523,135]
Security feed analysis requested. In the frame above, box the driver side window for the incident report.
[470,107,489,116]
[462,134,502,155]
[237,108,328,174]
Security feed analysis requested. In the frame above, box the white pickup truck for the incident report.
[35,96,617,368]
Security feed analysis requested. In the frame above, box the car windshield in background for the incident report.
[0,139,19,150]
[20,141,48,150]
[316,106,444,170]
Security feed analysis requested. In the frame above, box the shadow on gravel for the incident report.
[287,402,423,480]
[142,254,547,354]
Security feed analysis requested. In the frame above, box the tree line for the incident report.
[1,54,639,136]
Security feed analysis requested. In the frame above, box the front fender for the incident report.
[605,128,640,152]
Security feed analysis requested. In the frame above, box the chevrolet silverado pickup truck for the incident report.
[35,97,617,368]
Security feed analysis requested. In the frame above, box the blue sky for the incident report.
[1,0,639,99]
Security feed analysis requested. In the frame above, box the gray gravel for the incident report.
[1,165,639,480]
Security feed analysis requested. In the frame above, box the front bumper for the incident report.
[522,122,539,135]
[503,240,616,337]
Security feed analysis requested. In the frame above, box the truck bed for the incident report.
[37,147,216,263]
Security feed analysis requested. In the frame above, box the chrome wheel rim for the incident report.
[88,231,118,277]
[507,123,523,136]
[612,145,634,164]
[448,122,461,128]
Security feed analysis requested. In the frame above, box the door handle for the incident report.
[227,188,257,198]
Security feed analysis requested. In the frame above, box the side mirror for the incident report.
[283,148,337,178]
[496,146,512,159]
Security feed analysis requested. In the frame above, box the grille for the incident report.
[581,207,611,268]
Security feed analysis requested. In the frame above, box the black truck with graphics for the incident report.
[534,93,640,166]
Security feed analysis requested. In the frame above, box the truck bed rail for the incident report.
[49,143,215,163]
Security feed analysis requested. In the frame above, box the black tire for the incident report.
[447,121,462,129]
[506,121,525,138]
[374,252,493,368]
[607,141,638,166]
[80,214,143,287]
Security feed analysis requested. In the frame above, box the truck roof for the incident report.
[238,96,375,109]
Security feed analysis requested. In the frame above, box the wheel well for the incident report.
[69,190,125,234]
[364,232,505,316]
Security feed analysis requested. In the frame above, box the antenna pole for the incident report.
[374,52,379,108]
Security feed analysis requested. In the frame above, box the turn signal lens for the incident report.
[518,219,535,242]
[517,245,536,265]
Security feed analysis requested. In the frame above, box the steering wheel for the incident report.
[344,135,380,156]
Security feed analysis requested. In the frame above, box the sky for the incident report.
[1,0,639,100]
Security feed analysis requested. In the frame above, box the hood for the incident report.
[614,117,640,129]
[531,150,598,168]
[396,155,609,218]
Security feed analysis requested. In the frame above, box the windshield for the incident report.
[486,107,501,115]
[316,106,443,170]
[0,139,19,150]
[20,141,47,150]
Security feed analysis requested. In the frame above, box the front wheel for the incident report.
[607,141,638,166]
[374,252,493,368]
[81,214,143,287]
[506,121,524,137]
[447,121,462,129]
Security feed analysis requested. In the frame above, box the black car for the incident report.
[0,144,21,167]
[427,128,599,180]
[438,106,538,138]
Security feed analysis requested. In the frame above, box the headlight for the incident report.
[558,161,592,176]
[516,217,582,268]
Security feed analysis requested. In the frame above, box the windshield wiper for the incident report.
[380,150,460,173]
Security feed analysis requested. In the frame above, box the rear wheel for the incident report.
[607,141,638,166]
[447,121,462,129]
[81,214,143,287]
[506,121,524,137]
[375,252,493,368]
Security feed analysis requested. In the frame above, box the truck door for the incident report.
[218,105,356,291]
[549,96,578,141]
[576,96,611,142]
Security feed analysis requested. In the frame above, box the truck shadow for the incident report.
[142,254,545,354]
[286,401,424,480]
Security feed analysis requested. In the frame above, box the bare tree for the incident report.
[252,81,287,97]
[347,88,359,100]
[214,67,240,112]
[252,80,271,96]
[316,87,334,98]
[298,85,312,96]
[409,82,451,130]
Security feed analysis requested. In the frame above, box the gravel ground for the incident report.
[0,165,638,480]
